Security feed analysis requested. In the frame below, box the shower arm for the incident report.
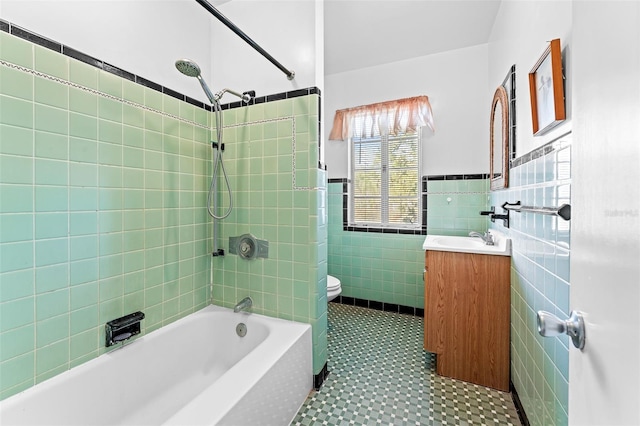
[194,0,295,81]
[214,88,251,104]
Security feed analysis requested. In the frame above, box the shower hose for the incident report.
[207,100,233,220]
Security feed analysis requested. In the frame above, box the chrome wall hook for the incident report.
[537,310,586,350]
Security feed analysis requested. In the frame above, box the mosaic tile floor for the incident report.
[292,303,521,426]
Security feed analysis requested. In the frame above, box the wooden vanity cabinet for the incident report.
[424,250,510,391]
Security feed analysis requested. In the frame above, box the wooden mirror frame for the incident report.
[503,65,516,162]
[490,86,509,190]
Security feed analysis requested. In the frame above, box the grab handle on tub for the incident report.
[106,311,145,347]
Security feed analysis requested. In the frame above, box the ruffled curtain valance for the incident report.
[328,95,434,141]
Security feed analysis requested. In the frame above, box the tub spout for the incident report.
[234,297,253,313]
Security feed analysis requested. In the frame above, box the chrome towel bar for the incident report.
[501,201,571,221]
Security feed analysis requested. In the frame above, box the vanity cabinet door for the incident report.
[424,251,445,355]
[423,250,510,391]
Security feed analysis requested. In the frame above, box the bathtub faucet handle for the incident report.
[234,297,253,313]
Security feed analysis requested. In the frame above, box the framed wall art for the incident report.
[528,38,565,135]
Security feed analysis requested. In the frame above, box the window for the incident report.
[329,95,434,231]
[350,115,421,229]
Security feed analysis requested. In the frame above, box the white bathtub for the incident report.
[0,305,313,425]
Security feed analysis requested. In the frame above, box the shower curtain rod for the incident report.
[194,0,296,80]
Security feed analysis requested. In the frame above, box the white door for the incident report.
[570,1,640,424]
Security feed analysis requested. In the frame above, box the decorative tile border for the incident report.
[510,132,572,168]
[313,362,329,390]
[222,87,321,110]
[424,173,489,181]
[0,19,212,111]
[332,297,424,317]
[221,117,322,191]
[1,53,324,188]
[341,226,425,235]
[422,173,489,194]
[1,17,325,178]
[0,58,212,130]
[221,86,323,172]
[0,18,321,113]
[510,381,531,426]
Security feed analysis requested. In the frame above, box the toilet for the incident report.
[327,275,342,302]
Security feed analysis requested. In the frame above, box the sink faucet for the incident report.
[469,231,495,246]
[234,296,253,313]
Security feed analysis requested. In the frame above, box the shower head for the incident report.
[175,59,202,78]
[175,58,253,105]
[175,58,216,104]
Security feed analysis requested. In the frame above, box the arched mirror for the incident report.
[490,86,509,190]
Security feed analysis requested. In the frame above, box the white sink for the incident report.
[422,231,511,256]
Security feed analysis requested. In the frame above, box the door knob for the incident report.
[537,310,586,350]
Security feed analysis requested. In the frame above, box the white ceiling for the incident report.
[324,0,502,75]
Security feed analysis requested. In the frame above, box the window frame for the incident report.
[348,127,422,231]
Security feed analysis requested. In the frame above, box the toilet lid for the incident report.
[327,275,341,291]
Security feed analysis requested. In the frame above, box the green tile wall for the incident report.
[426,179,490,236]
[210,95,327,375]
[327,183,425,308]
[0,31,212,400]
[326,177,489,308]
